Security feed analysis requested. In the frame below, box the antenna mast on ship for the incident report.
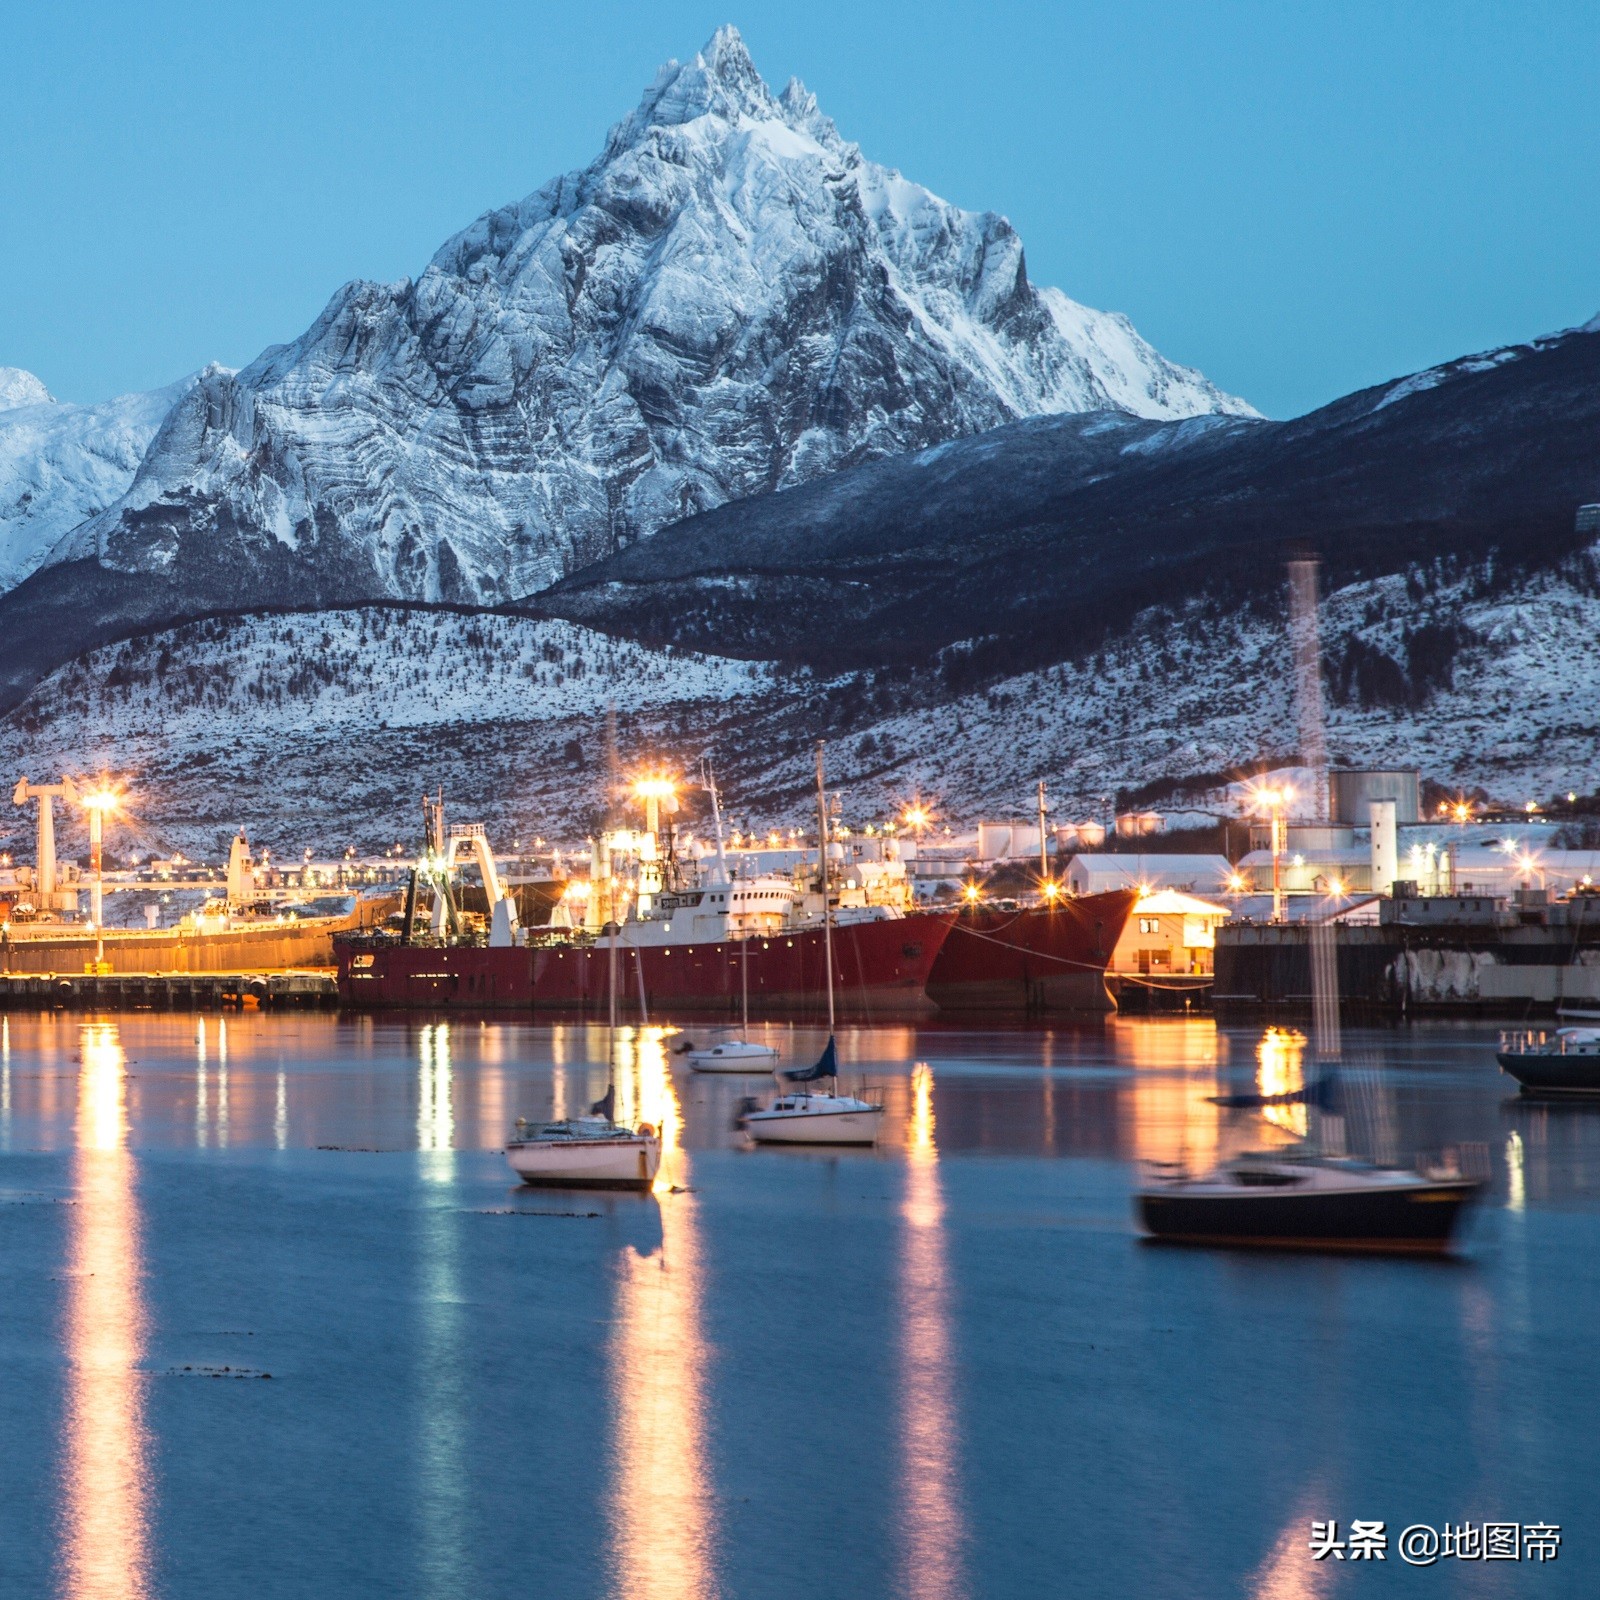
[816,740,835,1037]
[703,761,730,883]
[1037,779,1049,886]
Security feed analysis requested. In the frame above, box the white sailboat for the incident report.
[506,820,662,1189]
[505,1092,662,1190]
[741,742,884,1146]
[682,763,780,1072]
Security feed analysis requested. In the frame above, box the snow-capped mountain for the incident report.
[52,25,1250,611]
[0,369,194,592]
[0,368,54,410]
[549,312,1600,676]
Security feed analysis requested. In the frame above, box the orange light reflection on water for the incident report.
[613,1025,682,1194]
[897,1061,966,1600]
[58,1022,154,1600]
[606,1026,715,1599]
[1115,1017,1224,1169]
[1257,1027,1308,1140]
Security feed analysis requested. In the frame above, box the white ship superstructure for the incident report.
[551,777,918,951]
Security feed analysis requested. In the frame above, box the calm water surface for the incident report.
[0,1011,1593,1598]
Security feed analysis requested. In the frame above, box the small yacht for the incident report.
[505,1060,661,1193]
[1136,1150,1482,1254]
[739,743,883,1147]
[681,769,780,1073]
[1497,1026,1600,1095]
[505,1113,661,1190]
[684,1037,780,1071]
[741,1085,885,1145]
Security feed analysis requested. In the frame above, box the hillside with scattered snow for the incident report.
[4,549,1596,858]
[0,610,791,856]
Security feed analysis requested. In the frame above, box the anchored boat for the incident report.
[1497,1027,1600,1095]
[741,1036,885,1146]
[1139,917,1483,1254]
[1137,1151,1483,1254]
[683,1038,780,1071]
[505,1113,661,1190]
[740,744,884,1147]
[677,767,781,1069]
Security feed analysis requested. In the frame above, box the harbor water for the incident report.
[0,1011,1594,1597]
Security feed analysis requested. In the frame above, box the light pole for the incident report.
[80,787,120,953]
[1256,786,1292,923]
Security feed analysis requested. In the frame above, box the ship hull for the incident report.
[337,912,955,1014]
[1496,1052,1600,1095]
[743,1107,884,1145]
[924,891,1138,1012]
[506,1137,660,1189]
[1138,1180,1481,1254]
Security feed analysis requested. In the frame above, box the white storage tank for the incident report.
[1329,768,1421,826]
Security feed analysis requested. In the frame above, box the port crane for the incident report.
[12,775,79,908]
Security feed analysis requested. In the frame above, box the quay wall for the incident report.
[1216,921,1600,1015]
[0,896,396,976]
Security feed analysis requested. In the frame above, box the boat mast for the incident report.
[605,702,619,1038]
[703,761,730,883]
[816,740,834,1037]
[1037,779,1049,887]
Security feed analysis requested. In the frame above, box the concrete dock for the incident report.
[0,970,338,1010]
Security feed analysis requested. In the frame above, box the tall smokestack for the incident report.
[1287,557,1328,823]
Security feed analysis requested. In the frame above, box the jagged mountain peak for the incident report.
[0,370,198,593]
[626,24,780,134]
[42,28,1250,626]
[0,368,54,411]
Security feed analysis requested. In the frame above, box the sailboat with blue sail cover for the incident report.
[741,743,885,1147]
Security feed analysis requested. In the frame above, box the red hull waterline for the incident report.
[336,911,957,1016]
[924,890,1139,1012]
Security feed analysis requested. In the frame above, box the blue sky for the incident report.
[4,0,1597,417]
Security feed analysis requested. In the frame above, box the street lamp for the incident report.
[79,786,121,937]
[632,776,676,836]
[1251,785,1293,924]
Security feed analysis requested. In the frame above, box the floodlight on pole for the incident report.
[79,786,121,932]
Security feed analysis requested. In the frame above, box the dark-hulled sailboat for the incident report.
[1136,920,1484,1254]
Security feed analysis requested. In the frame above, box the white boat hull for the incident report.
[743,1105,884,1145]
[687,1043,780,1072]
[506,1136,660,1190]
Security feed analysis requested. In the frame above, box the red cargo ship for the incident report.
[337,911,955,1015]
[924,889,1138,1011]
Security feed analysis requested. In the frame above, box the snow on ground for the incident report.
[0,609,784,859]
[2,557,1595,862]
[814,562,1600,822]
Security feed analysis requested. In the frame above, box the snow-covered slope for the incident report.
[0,368,54,410]
[0,370,194,592]
[0,610,785,854]
[5,553,1595,856]
[57,26,1250,610]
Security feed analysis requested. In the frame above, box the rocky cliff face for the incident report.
[53,26,1250,611]
[547,315,1600,676]
[0,369,193,591]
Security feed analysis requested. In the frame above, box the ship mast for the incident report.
[703,761,730,884]
[816,741,834,1035]
[1037,779,1049,886]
